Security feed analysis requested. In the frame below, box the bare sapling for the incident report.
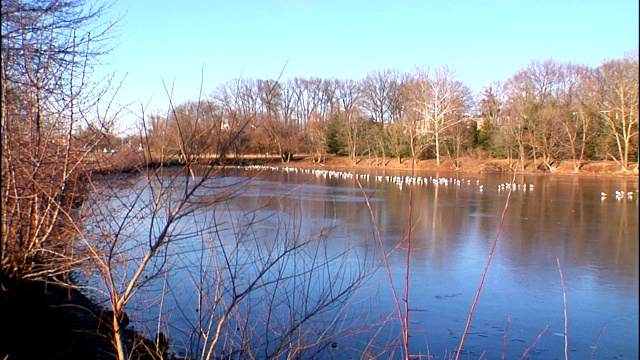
[501,314,511,360]
[355,176,410,358]
[77,62,385,359]
[589,322,606,360]
[1,0,121,283]
[519,325,549,360]
[79,83,266,358]
[454,170,517,360]
[557,257,569,360]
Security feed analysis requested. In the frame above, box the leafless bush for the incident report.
[62,60,390,359]
[1,0,121,280]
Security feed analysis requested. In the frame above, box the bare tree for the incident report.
[555,63,597,172]
[305,114,328,162]
[291,77,322,126]
[261,114,301,163]
[145,100,221,165]
[210,78,263,159]
[525,102,566,171]
[334,78,363,114]
[1,0,121,279]
[503,59,607,172]
[479,83,503,122]
[495,115,526,168]
[592,51,639,171]
[525,60,569,171]
[410,66,472,167]
[399,72,426,162]
[475,82,504,157]
[278,79,297,126]
[334,108,370,163]
[320,78,339,119]
[384,121,410,164]
[501,77,531,169]
[257,78,283,118]
[78,86,381,359]
[360,69,400,123]
[445,116,477,169]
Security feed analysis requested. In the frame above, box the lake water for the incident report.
[92,166,638,359]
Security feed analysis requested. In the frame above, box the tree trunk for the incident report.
[435,132,441,167]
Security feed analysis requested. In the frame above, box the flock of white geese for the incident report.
[245,165,637,201]
[600,190,636,201]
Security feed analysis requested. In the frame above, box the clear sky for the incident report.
[99,0,639,130]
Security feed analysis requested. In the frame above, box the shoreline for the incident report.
[0,277,166,360]
[269,155,640,179]
[90,150,639,179]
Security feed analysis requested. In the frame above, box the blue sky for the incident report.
[99,0,639,130]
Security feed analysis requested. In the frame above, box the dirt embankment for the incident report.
[88,150,640,179]
[276,155,639,178]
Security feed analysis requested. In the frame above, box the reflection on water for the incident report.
[96,167,638,359]
[239,167,638,359]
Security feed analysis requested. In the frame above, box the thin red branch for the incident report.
[589,322,607,360]
[402,155,417,359]
[557,257,570,360]
[454,170,517,360]
[502,314,512,360]
[355,179,405,353]
[519,325,549,360]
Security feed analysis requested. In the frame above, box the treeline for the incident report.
[139,53,639,172]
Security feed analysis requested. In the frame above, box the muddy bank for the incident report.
[90,151,639,179]
[275,155,639,178]
[0,277,167,360]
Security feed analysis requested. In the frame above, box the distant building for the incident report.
[600,109,624,120]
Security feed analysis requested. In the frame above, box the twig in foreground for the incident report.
[454,170,517,360]
[502,314,512,360]
[519,325,550,360]
[557,257,569,360]
[589,322,607,360]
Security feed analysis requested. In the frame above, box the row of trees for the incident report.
[143,52,638,172]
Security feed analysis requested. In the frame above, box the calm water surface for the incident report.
[110,167,638,359]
